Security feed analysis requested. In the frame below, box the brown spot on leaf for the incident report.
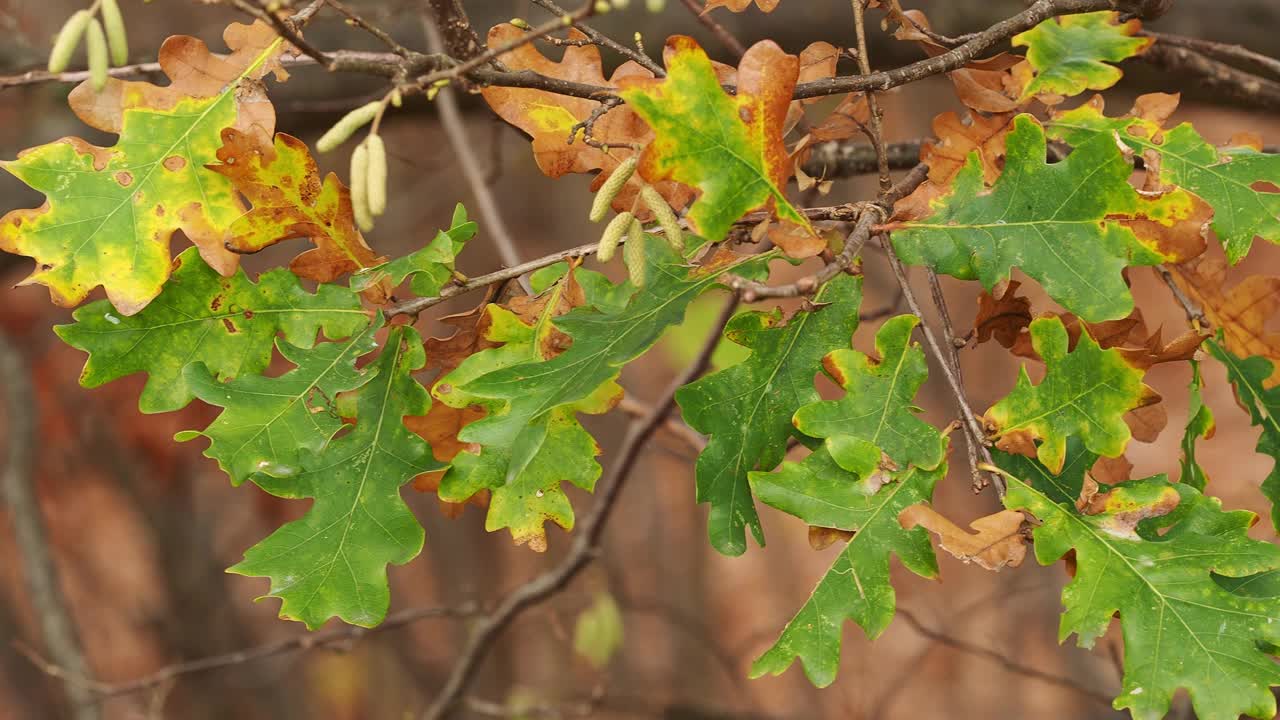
[163,156,187,172]
[221,318,238,333]
[115,171,133,187]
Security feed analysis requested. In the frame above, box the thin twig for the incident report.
[385,239,624,317]
[423,12,530,293]
[1156,265,1209,330]
[531,0,665,76]
[0,331,100,720]
[17,604,477,701]
[850,0,892,196]
[896,609,1114,706]
[1144,31,1280,81]
[419,297,740,720]
[327,0,415,57]
[678,0,747,60]
[881,236,1000,493]
[726,165,929,300]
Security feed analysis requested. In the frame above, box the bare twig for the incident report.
[327,0,415,57]
[531,0,665,76]
[726,164,930,301]
[1156,265,1209,330]
[678,0,747,60]
[0,331,100,720]
[1144,31,1280,81]
[1140,42,1280,110]
[897,609,1113,706]
[618,397,706,451]
[850,0,892,196]
[225,0,333,69]
[801,140,924,180]
[385,239,627,317]
[423,12,529,292]
[17,603,476,701]
[419,297,740,720]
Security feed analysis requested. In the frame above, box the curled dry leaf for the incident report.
[899,505,1027,571]
[1090,454,1134,485]
[894,10,1028,113]
[480,24,692,219]
[808,526,856,550]
[703,0,781,12]
[209,130,386,296]
[974,279,1033,349]
[1171,255,1280,386]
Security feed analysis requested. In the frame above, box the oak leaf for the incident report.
[54,247,369,413]
[1011,11,1151,103]
[703,0,780,11]
[1049,93,1280,262]
[1170,255,1280,385]
[985,316,1157,474]
[0,22,289,315]
[1209,340,1280,530]
[619,37,816,250]
[480,24,692,219]
[210,130,384,289]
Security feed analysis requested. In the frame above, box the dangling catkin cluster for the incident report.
[47,0,129,92]
[588,157,686,282]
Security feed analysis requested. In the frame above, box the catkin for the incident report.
[640,185,683,252]
[365,134,388,217]
[597,211,633,262]
[350,141,375,233]
[624,218,647,287]
[85,19,108,92]
[589,156,639,223]
[316,102,381,153]
[47,10,92,74]
[100,0,128,66]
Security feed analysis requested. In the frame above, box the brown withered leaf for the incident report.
[1171,255,1280,386]
[703,0,780,12]
[808,525,856,550]
[1090,454,1134,485]
[480,24,692,218]
[1125,403,1168,443]
[810,94,871,143]
[974,280,1033,349]
[892,110,1016,223]
[894,10,1028,113]
[208,129,387,298]
[899,505,1028,570]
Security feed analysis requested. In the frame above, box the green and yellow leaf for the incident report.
[985,316,1156,474]
[1012,11,1151,101]
[892,114,1199,322]
[618,36,814,248]
[1048,94,1280,262]
[0,22,288,314]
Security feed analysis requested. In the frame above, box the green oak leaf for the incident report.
[1003,471,1280,720]
[229,326,440,629]
[1048,98,1280,262]
[985,316,1154,474]
[1208,338,1280,530]
[1011,11,1151,100]
[0,25,286,315]
[675,275,863,556]
[1179,359,1215,492]
[793,314,947,473]
[433,270,622,551]
[617,36,813,244]
[442,239,762,538]
[351,203,476,296]
[54,247,369,413]
[176,321,382,486]
[892,114,1199,322]
[993,437,1098,506]
[748,460,944,687]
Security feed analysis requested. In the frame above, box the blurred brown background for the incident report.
[1,1,1279,718]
